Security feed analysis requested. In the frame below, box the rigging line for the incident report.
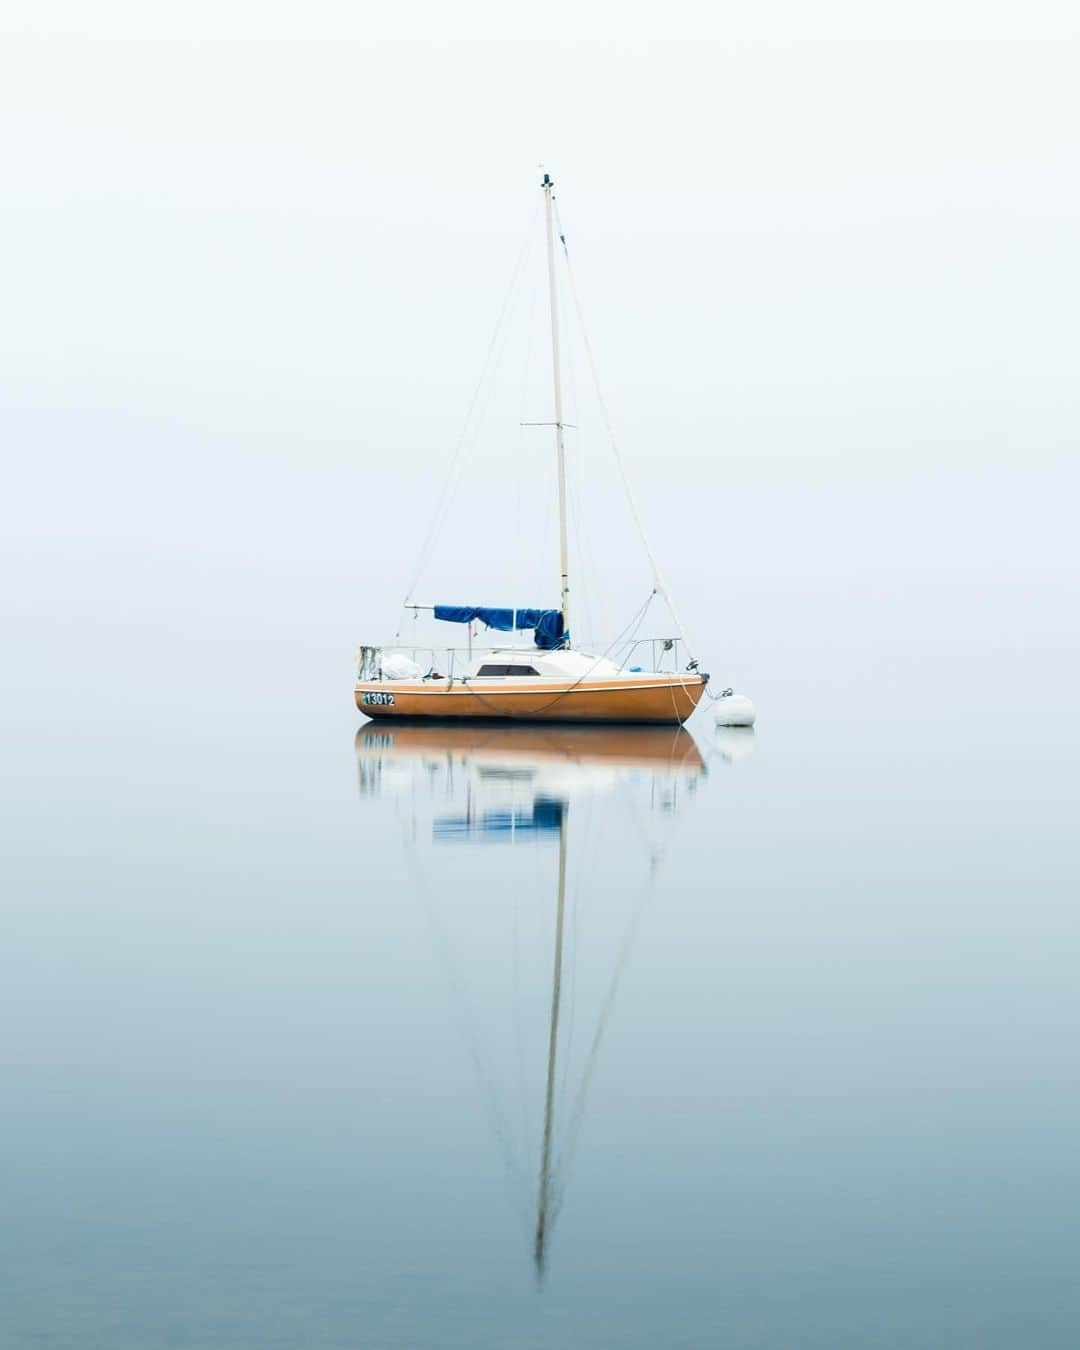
[416,269,530,621]
[564,347,606,645]
[556,789,599,1128]
[407,213,537,613]
[563,252,608,646]
[550,873,676,1222]
[573,421,613,645]
[399,198,542,621]
[554,202,700,666]
[550,737,704,1210]
[400,833,535,1216]
[547,853,663,1223]
[513,884,530,1168]
[614,592,655,668]
[515,264,540,620]
[567,441,596,648]
[561,284,595,646]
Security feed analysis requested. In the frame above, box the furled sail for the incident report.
[433,605,567,651]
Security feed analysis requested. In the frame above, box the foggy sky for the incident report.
[3,4,1078,730]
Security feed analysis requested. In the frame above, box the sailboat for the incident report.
[355,171,709,726]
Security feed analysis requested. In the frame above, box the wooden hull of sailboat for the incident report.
[354,674,707,725]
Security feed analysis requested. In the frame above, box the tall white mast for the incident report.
[542,171,570,640]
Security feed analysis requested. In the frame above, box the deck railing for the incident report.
[357,636,689,681]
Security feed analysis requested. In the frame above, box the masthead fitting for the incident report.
[542,172,553,187]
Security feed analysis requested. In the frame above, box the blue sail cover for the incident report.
[433,605,566,650]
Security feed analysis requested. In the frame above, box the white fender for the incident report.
[713,691,756,727]
[379,653,423,681]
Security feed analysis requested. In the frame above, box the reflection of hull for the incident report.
[355,720,704,772]
[355,674,707,725]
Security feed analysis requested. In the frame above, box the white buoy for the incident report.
[713,690,756,727]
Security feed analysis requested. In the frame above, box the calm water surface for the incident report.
[3,667,1077,1349]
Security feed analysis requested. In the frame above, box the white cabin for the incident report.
[461,647,635,682]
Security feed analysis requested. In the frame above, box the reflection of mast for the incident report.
[355,721,713,1280]
[534,800,568,1279]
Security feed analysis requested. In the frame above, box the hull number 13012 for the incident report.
[361,690,396,708]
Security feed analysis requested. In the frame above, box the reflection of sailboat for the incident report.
[356,722,704,824]
[355,723,704,1278]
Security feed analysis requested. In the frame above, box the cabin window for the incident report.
[475,663,540,677]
